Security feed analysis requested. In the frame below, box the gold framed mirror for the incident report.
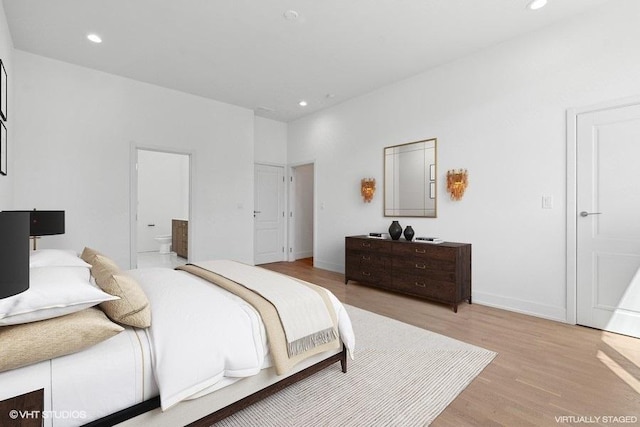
[384,138,437,217]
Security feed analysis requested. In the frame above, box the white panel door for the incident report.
[576,103,640,338]
[254,164,285,265]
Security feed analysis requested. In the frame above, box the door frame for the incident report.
[565,95,640,324]
[287,160,316,263]
[129,143,194,269]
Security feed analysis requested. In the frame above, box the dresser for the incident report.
[172,219,188,259]
[345,235,471,312]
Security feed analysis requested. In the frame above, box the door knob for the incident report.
[580,211,602,217]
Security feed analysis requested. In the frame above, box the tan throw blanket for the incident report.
[176,261,340,375]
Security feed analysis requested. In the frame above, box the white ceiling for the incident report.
[3,0,612,122]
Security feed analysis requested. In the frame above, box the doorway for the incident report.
[568,99,640,338]
[290,163,314,263]
[131,148,191,269]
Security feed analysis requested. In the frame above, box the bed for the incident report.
[0,249,355,427]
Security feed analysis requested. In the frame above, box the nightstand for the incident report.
[0,389,44,427]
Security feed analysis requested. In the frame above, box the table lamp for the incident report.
[0,211,30,298]
[10,209,65,250]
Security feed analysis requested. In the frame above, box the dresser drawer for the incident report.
[393,243,457,261]
[355,252,389,266]
[350,267,391,286]
[393,273,456,300]
[347,252,389,266]
[346,238,391,254]
[392,257,456,281]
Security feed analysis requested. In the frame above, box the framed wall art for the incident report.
[0,59,6,122]
[1,121,6,175]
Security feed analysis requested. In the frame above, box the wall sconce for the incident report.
[446,169,468,201]
[361,178,376,203]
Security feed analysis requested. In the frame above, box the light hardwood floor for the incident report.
[262,258,640,427]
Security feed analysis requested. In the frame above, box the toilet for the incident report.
[154,235,172,254]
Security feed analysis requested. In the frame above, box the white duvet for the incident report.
[128,267,354,411]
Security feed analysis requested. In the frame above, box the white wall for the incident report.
[254,116,287,165]
[287,1,640,321]
[12,51,255,267]
[0,3,13,208]
[137,150,189,253]
[294,163,313,259]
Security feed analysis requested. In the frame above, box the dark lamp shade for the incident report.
[29,210,65,236]
[0,211,30,299]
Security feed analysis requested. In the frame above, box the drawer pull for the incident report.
[415,248,426,253]
[361,242,371,247]
[362,255,371,261]
[415,282,426,287]
[415,263,426,269]
[362,271,371,276]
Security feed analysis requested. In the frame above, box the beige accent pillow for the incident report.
[80,246,104,265]
[89,253,120,279]
[0,307,124,373]
[91,254,152,328]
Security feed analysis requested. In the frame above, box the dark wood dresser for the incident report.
[172,219,188,259]
[345,235,471,312]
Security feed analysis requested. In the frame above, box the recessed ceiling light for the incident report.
[527,0,547,10]
[283,10,300,21]
[298,100,308,107]
[87,34,102,43]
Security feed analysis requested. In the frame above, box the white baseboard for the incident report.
[473,291,568,323]
[306,262,568,324]
[313,259,343,274]
[295,250,313,260]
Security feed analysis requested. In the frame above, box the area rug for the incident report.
[214,305,496,426]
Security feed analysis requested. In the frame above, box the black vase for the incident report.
[389,221,402,240]
[403,225,415,242]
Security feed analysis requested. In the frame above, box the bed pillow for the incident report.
[80,246,106,265]
[91,254,151,328]
[29,249,91,268]
[0,266,119,326]
[0,307,124,373]
[89,253,120,277]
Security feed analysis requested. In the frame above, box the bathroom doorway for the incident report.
[289,163,314,263]
[131,148,191,268]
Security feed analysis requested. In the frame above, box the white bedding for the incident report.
[0,264,355,425]
[0,327,154,427]
[51,328,155,427]
[194,260,337,356]
[128,267,355,411]
[129,268,266,410]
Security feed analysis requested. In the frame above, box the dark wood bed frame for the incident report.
[84,346,347,427]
